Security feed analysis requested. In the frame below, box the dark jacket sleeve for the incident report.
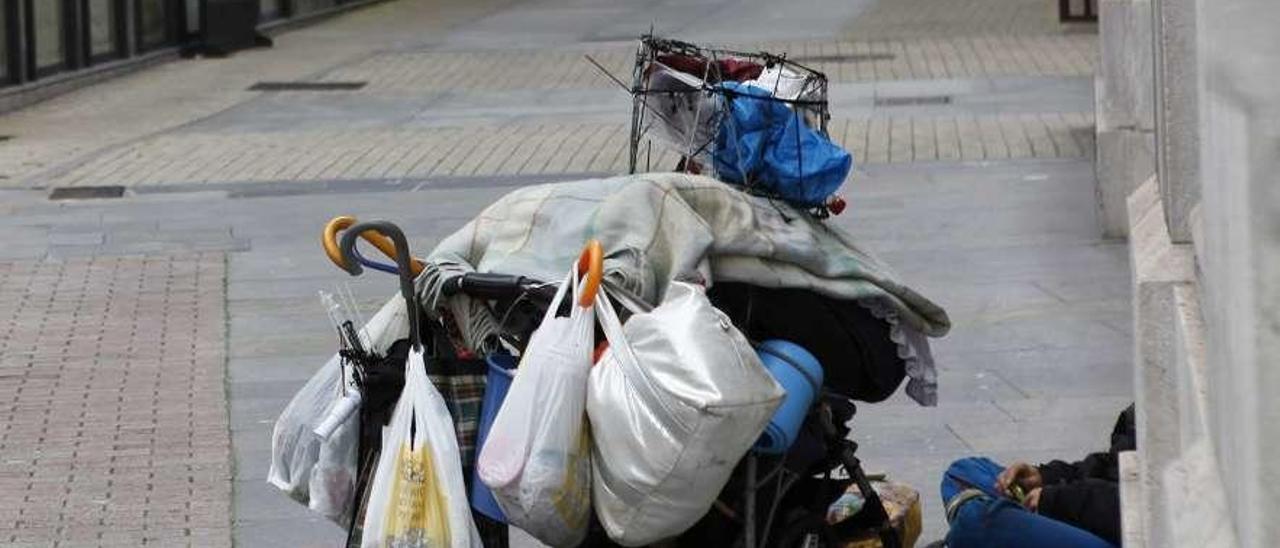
[1038,479,1122,545]
[1037,404,1136,485]
[1038,451,1120,485]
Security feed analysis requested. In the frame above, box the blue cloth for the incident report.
[941,458,1117,548]
[711,82,852,207]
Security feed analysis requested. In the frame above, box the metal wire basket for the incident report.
[626,35,832,182]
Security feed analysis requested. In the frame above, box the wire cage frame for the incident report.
[626,35,832,186]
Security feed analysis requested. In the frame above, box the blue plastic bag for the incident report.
[712,82,852,207]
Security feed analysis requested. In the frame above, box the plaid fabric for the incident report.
[426,368,486,474]
[425,312,489,475]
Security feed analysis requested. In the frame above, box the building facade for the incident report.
[0,0,367,90]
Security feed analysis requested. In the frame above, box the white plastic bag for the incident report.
[307,405,359,523]
[267,295,409,525]
[588,282,785,546]
[360,345,482,548]
[477,268,594,547]
[268,352,341,506]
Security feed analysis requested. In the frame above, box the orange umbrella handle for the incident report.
[322,216,424,276]
[576,240,603,307]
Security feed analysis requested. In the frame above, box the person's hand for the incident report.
[995,462,1043,495]
[1023,487,1042,512]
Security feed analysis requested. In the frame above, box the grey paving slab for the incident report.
[236,479,331,523]
[228,275,391,302]
[232,426,276,479]
[947,415,1120,454]
[229,390,295,432]
[854,399,1012,429]
[850,421,974,456]
[878,243,1128,285]
[229,308,338,338]
[104,225,235,244]
[229,354,335,383]
[45,231,104,246]
[993,395,1134,423]
[996,360,1134,398]
[232,377,329,405]
[236,518,347,548]
[231,296,389,323]
[0,243,57,260]
[227,332,338,360]
[942,344,1133,376]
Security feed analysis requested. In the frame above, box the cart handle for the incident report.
[323,215,424,276]
[577,240,603,308]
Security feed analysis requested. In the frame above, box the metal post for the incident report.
[20,0,37,81]
[5,0,25,84]
[123,0,136,55]
[68,0,85,69]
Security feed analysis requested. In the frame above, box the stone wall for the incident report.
[1192,0,1280,544]
[1093,0,1154,238]
[1150,0,1200,244]
[1111,0,1280,546]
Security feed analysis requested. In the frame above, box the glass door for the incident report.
[135,0,173,51]
[30,0,69,75]
[87,0,123,62]
[184,0,198,38]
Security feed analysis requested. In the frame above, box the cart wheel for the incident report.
[773,513,840,548]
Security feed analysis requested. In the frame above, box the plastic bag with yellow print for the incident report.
[361,347,482,548]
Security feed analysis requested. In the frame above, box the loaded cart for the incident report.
[269,36,950,548]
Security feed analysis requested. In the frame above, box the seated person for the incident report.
[939,405,1134,548]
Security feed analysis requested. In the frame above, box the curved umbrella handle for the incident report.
[322,215,425,276]
[338,220,422,349]
[577,239,603,308]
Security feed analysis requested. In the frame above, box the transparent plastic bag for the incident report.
[267,354,346,504]
[476,268,594,547]
[267,295,409,525]
[307,409,358,523]
[360,346,482,548]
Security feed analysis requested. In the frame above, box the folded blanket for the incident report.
[422,172,950,405]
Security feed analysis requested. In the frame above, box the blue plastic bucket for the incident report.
[471,353,516,522]
[754,339,824,454]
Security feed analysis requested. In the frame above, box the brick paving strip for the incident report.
[0,254,230,547]
[40,113,1094,188]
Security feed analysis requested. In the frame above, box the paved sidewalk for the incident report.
[30,109,1093,188]
[0,0,521,187]
[0,254,230,547]
[0,0,1096,191]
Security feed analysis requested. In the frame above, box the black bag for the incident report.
[708,283,906,403]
